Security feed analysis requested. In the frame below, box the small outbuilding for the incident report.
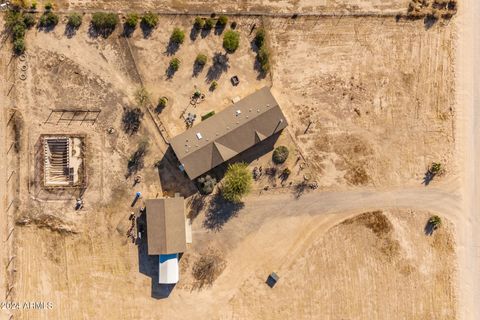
[145,195,187,284]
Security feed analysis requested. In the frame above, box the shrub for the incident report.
[30,0,37,9]
[12,23,25,40]
[39,12,59,28]
[91,12,119,33]
[193,16,205,29]
[201,110,215,121]
[67,13,82,29]
[195,53,207,66]
[169,58,180,71]
[254,28,266,48]
[125,13,139,29]
[223,30,240,53]
[156,97,167,112]
[141,11,158,29]
[209,81,218,91]
[13,38,25,54]
[23,13,36,28]
[272,146,289,164]
[221,163,252,203]
[258,45,270,72]
[170,27,185,44]
[204,18,215,30]
[197,175,217,194]
[44,1,53,10]
[217,15,228,26]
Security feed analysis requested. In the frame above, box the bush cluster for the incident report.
[125,13,139,29]
[91,12,119,33]
[223,30,240,53]
[6,10,27,54]
[67,13,82,29]
[39,11,59,28]
[254,28,270,73]
[272,146,289,164]
[141,12,158,29]
[170,27,185,44]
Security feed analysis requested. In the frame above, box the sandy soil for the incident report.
[270,16,456,189]
[51,0,410,14]
[0,5,461,320]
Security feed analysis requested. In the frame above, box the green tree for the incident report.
[217,15,228,26]
[258,45,270,72]
[428,215,442,229]
[12,23,25,40]
[170,27,185,44]
[67,13,82,29]
[169,58,180,71]
[193,16,205,29]
[23,13,36,28]
[272,146,289,164]
[39,12,59,28]
[223,30,240,53]
[195,53,207,66]
[125,13,139,29]
[221,163,252,203]
[204,18,215,30]
[13,38,25,54]
[254,28,266,48]
[141,11,158,29]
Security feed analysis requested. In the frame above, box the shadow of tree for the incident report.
[165,40,180,56]
[140,22,154,38]
[422,170,436,186]
[187,194,207,220]
[64,25,77,38]
[205,52,230,83]
[88,24,115,38]
[192,61,206,77]
[190,26,200,41]
[293,181,308,199]
[122,24,135,38]
[203,193,244,231]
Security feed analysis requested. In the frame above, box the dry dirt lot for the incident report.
[13,208,456,319]
[0,6,458,320]
[270,16,456,189]
[38,0,411,14]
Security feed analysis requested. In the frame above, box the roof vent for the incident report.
[196,132,203,140]
[236,110,242,116]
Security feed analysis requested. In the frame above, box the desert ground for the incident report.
[0,0,472,319]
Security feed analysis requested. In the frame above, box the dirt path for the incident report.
[456,0,480,318]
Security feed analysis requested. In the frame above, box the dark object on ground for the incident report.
[272,146,289,164]
[266,272,279,288]
[230,75,239,86]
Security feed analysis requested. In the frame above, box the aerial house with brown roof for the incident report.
[169,87,288,179]
[145,195,188,284]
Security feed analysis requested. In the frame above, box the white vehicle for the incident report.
[159,254,179,284]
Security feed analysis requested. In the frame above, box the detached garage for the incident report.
[145,195,188,284]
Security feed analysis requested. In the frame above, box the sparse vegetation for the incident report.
[194,16,205,29]
[141,11,158,29]
[170,27,185,44]
[134,87,151,107]
[125,13,139,29]
[195,53,208,66]
[221,163,252,203]
[272,146,289,164]
[122,107,144,135]
[192,249,226,288]
[223,30,240,53]
[91,12,119,34]
[67,13,82,29]
[39,11,59,28]
[198,175,217,194]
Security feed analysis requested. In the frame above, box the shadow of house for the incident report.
[156,147,197,198]
[136,212,175,299]
[205,52,230,83]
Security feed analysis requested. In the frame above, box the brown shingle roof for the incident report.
[145,197,186,255]
[169,87,288,179]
